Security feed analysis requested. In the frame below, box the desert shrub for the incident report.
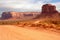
[30,24,36,27]
[50,21,60,24]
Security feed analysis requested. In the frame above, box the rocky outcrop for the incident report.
[39,4,60,18]
[1,12,40,20]
[1,12,20,19]
[35,4,60,19]
[42,4,58,14]
[1,4,60,20]
[1,12,12,19]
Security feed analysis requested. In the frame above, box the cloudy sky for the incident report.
[0,0,60,14]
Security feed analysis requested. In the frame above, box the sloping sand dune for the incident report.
[0,25,60,40]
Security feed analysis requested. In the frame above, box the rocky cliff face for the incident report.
[1,4,60,20]
[42,4,58,14]
[1,12,12,19]
[1,12,40,20]
[40,4,60,18]
[35,4,60,19]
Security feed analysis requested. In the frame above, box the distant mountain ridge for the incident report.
[0,4,60,20]
[0,12,40,20]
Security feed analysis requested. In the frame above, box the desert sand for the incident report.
[0,25,60,40]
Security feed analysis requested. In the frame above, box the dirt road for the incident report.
[0,25,60,40]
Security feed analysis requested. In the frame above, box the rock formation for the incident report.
[1,12,40,20]
[35,4,60,19]
[1,12,12,19]
[42,4,58,14]
[1,4,60,20]
[40,4,60,21]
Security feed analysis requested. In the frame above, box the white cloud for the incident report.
[0,0,44,11]
[0,0,52,7]
[1,0,59,12]
[51,2,60,12]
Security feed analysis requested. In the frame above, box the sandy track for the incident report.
[0,25,60,40]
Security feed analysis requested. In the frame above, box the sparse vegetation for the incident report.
[0,18,60,32]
